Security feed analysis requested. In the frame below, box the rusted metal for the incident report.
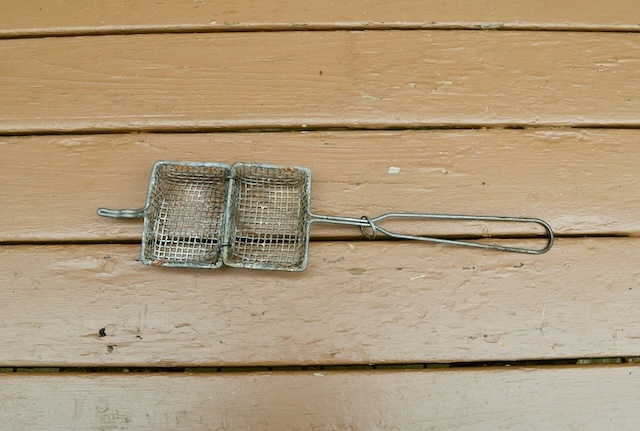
[98,161,554,271]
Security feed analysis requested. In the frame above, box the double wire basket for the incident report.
[98,161,554,271]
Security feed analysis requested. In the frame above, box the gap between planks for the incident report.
[3,357,639,374]
[5,25,640,40]
[2,0,640,38]
[7,123,640,138]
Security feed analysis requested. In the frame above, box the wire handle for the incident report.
[311,212,554,254]
[97,208,145,218]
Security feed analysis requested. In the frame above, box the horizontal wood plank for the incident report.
[1,238,639,366]
[2,0,640,36]
[1,31,639,133]
[1,129,638,242]
[2,367,639,430]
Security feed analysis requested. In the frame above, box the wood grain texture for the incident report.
[2,0,640,36]
[2,367,640,430]
[2,129,638,242]
[1,239,639,366]
[1,31,640,134]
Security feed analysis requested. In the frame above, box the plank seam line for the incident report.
[0,234,632,247]
[2,24,640,40]
[3,124,640,138]
[2,357,639,374]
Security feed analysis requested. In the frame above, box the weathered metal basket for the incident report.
[98,161,230,268]
[98,161,554,271]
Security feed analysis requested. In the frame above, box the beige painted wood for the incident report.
[2,367,640,430]
[2,0,640,36]
[2,130,638,242]
[1,32,639,134]
[1,238,638,366]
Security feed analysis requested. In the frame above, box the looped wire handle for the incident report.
[312,212,554,254]
[97,208,145,218]
[359,216,378,240]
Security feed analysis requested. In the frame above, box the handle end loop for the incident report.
[526,218,554,255]
[360,213,555,255]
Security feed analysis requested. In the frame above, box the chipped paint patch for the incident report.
[348,268,366,276]
[388,166,401,174]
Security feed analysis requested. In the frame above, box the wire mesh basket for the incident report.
[98,161,554,271]
[99,161,230,268]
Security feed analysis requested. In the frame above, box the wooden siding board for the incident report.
[1,239,638,367]
[1,130,638,242]
[1,367,640,430]
[1,32,639,133]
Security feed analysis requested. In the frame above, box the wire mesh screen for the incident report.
[142,162,229,267]
[224,163,312,271]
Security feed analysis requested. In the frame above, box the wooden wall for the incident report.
[1,1,639,429]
